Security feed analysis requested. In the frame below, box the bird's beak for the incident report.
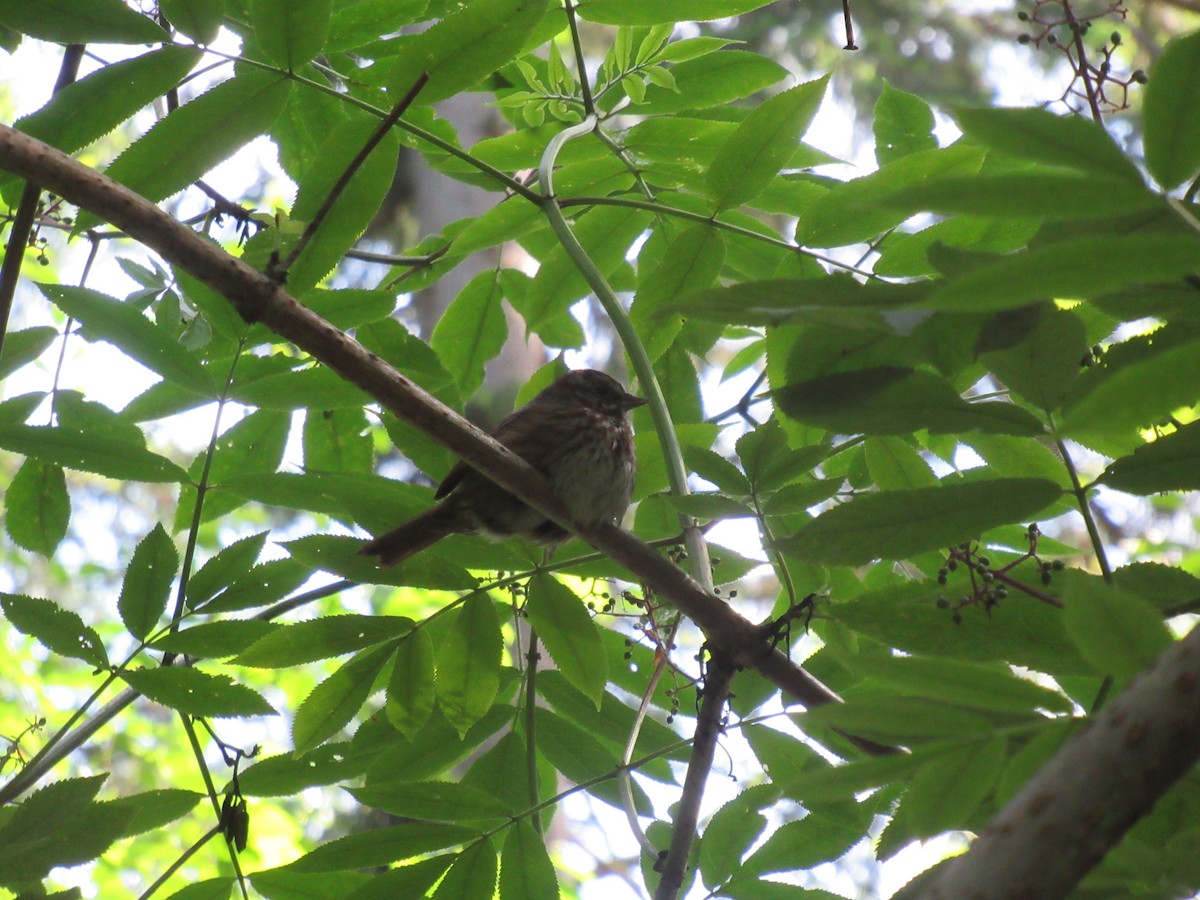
[624,393,649,410]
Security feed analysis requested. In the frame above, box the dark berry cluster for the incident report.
[936,524,1063,622]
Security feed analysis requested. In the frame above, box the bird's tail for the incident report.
[359,504,462,567]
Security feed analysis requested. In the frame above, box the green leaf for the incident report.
[293,644,395,753]
[775,366,1045,436]
[579,0,773,24]
[103,789,205,839]
[874,80,937,165]
[150,620,277,658]
[1142,31,1200,189]
[0,775,134,886]
[186,531,268,609]
[1112,562,1200,615]
[1,593,107,668]
[284,114,401,294]
[900,737,1006,837]
[736,419,828,492]
[369,704,511,785]
[953,106,1144,183]
[635,50,788,115]
[41,285,215,396]
[159,0,224,43]
[633,224,727,360]
[326,0,430,52]
[341,860,451,898]
[683,445,752,495]
[779,477,1063,565]
[863,437,938,490]
[739,810,862,877]
[161,877,235,899]
[118,524,179,642]
[533,707,633,811]
[979,305,1088,412]
[235,615,413,667]
[386,629,436,738]
[1102,421,1200,494]
[0,327,56,380]
[853,655,1072,715]
[349,780,510,823]
[781,747,935,805]
[796,144,985,247]
[121,667,275,717]
[230,366,369,409]
[177,408,291,528]
[83,69,292,228]
[437,595,502,736]
[799,695,993,745]
[197,558,308,614]
[675,276,929,324]
[1061,331,1200,449]
[0,0,167,43]
[289,822,477,872]
[282,533,478,592]
[922,235,1200,312]
[298,288,396,329]
[1062,581,1173,681]
[875,216,1039,279]
[430,839,497,900]
[303,407,373,474]
[882,172,1160,220]
[252,0,332,69]
[698,787,774,888]
[431,270,509,397]
[383,0,548,105]
[5,458,69,555]
[500,819,560,900]
[831,581,1091,677]
[239,741,364,797]
[706,75,829,212]
[537,672,682,779]
[526,573,607,708]
[658,492,755,520]
[522,205,650,333]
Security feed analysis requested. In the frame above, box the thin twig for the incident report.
[0,44,84,359]
[268,73,429,283]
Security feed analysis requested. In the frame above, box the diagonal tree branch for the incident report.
[0,123,875,742]
[900,621,1200,899]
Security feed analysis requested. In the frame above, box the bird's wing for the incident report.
[432,404,554,499]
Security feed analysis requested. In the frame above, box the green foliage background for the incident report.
[1,0,1200,898]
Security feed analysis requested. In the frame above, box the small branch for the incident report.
[1061,0,1105,123]
[0,43,84,358]
[654,653,735,899]
[136,823,223,900]
[269,73,428,283]
[558,195,878,278]
[561,0,596,116]
[841,0,859,50]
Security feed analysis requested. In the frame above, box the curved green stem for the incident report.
[538,118,713,593]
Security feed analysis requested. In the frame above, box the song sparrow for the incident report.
[361,369,647,566]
